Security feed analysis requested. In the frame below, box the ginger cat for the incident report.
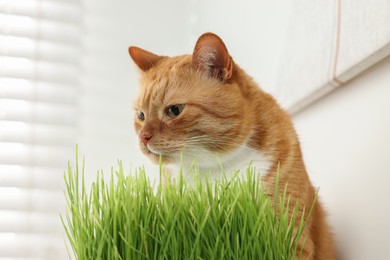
[129,33,337,259]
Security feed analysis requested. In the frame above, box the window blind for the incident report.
[0,0,83,259]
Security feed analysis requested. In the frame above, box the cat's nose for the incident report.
[140,132,152,145]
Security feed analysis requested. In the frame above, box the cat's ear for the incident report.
[128,46,163,72]
[192,33,233,81]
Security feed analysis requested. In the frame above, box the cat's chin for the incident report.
[146,144,163,156]
[145,152,175,165]
[141,144,176,164]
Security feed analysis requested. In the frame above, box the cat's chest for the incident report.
[168,145,273,181]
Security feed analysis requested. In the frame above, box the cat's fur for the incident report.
[129,33,337,259]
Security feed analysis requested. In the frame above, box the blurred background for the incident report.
[0,0,389,259]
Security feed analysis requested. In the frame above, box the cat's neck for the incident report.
[167,141,273,181]
[233,63,302,175]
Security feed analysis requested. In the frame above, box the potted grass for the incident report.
[61,151,312,259]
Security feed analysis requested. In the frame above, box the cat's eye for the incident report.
[167,104,185,118]
[136,110,145,121]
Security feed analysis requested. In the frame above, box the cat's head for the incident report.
[129,33,254,165]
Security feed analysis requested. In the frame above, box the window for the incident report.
[0,0,82,258]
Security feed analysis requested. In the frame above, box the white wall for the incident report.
[293,56,390,260]
[79,0,190,181]
[192,0,291,100]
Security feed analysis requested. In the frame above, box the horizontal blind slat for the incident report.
[0,35,82,64]
[0,14,82,44]
[0,0,82,23]
[0,57,80,84]
[0,142,74,167]
[0,210,63,234]
[0,233,66,258]
[0,165,65,190]
[0,78,79,105]
[0,187,64,212]
[0,121,77,146]
[0,99,78,126]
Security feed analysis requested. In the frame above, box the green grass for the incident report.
[62,151,311,260]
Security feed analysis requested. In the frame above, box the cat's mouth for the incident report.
[144,145,176,164]
[146,144,163,156]
[142,143,178,164]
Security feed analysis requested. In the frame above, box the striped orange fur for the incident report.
[129,33,337,259]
